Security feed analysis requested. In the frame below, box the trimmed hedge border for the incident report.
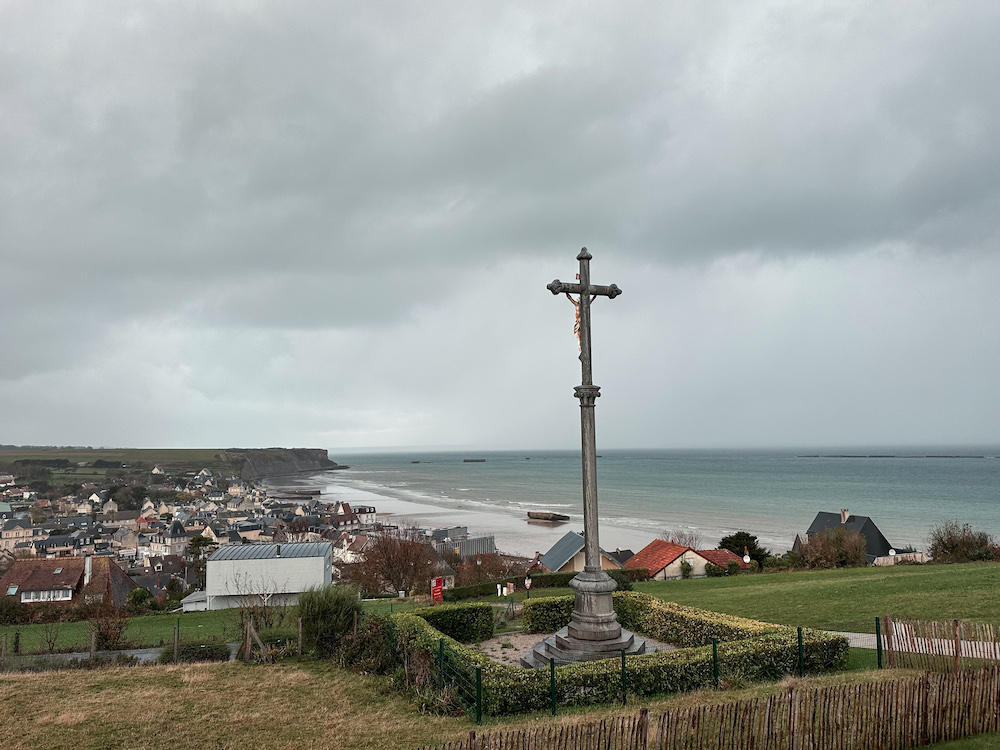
[411,602,494,643]
[442,569,650,602]
[394,592,849,716]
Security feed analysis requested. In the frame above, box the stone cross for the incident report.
[547,248,621,575]
[521,248,648,664]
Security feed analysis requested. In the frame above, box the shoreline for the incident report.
[265,470,663,558]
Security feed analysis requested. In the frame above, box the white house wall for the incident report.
[206,553,332,610]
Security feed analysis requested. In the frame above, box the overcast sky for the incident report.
[2,1,999,451]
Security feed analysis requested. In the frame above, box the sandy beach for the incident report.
[267,471,660,558]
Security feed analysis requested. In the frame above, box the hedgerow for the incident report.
[441,569,650,602]
[395,592,849,716]
[412,602,494,643]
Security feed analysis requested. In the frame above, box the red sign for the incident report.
[431,577,444,602]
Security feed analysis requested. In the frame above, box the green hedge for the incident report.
[412,602,494,643]
[442,569,649,602]
[522,596,576,633]
[396,592,849,716]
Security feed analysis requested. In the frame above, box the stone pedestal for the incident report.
[520,569,652,668]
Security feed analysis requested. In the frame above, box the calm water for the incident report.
[318,448,1000,555]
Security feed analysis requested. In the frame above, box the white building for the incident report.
[200,542,332,611]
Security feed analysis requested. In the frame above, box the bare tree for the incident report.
[659,528,703,548]
[344,529,438,595]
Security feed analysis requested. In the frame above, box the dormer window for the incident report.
[53,568,62,574]
[6,586,16,595]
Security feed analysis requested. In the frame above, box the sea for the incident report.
[290,447,1000,559]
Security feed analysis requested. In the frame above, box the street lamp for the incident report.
[524,572,532,599]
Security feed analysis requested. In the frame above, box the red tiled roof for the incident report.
[697,548,751,570]
[624,540,690,574]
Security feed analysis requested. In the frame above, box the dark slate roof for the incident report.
[805,511,893,561]
[208,541,331,561]
[539,531,585,573]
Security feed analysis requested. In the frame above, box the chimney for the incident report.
[84,555,92,586]
[840,509,850,524]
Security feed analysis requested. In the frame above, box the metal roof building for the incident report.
[198,541,333,612]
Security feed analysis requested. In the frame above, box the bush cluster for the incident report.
[928,520,998,564]
[337,612,399,674]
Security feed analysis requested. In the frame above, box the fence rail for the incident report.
[883,616,1000,672]
[418,667,1000,750]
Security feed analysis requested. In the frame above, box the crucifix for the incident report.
[547,248,621,577]
[546,248,625,643]
[522,248,647,665]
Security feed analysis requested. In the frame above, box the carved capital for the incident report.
[574,385,601,405]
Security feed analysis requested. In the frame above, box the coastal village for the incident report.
[1,455,919,616]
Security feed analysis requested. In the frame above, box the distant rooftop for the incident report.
[208,541,331,562]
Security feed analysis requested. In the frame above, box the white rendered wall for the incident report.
[206,552,332,610]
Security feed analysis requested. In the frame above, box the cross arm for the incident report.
[547,280,622,298]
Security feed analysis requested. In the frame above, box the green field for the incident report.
[629,562,1000,633]
[0,607,301,654]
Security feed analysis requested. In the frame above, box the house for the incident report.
[1,519,47,554]
[0,556,137,607]
[537,531,623,574]
[795,508,894,563]
[696,548,752,573]
[198,541,333,611]
[149,520,193,557]
[624,540,704,580]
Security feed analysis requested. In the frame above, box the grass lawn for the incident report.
[0,608,299,654]
[0,659,928,750]
[632,562,1000,633]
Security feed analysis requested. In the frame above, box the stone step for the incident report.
[519,627,654,669]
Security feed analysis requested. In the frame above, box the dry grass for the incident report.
[0,662,468,750]
[0,659,925,750]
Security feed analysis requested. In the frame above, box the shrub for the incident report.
[337,612,398,674]
[799,527,868,569]
[299,584,362,657]
[522,596,575,633]
[927,520,994,564]
[0,597,26,626]
[726,560,743,577]
[126,587,155,614]
[413,602,493,643]
[719,532,771,567]
[680,560,693,579]
[705,563,725,578]
[159,642,231,664]
[606,569,633,591]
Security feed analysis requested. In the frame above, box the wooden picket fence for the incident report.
[418,667,1000,750]
[883,616,1000,672]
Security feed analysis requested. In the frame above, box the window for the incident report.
[53,567,62,574]
[5,586,16,596]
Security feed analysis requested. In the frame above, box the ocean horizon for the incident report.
[285,447,1000,559]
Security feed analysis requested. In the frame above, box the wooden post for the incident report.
[885,616,895,669]
[90,630,96,661]
[638,707,649,750]
[1,632,6,671]
[243,620,251,664]
[353,609,358,637]
[297,617,303,663]
[954,619,962,672]
[173,625,179,663]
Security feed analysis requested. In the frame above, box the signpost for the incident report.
[431,576,444,602]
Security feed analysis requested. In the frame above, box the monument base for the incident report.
[520,569,653,668]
